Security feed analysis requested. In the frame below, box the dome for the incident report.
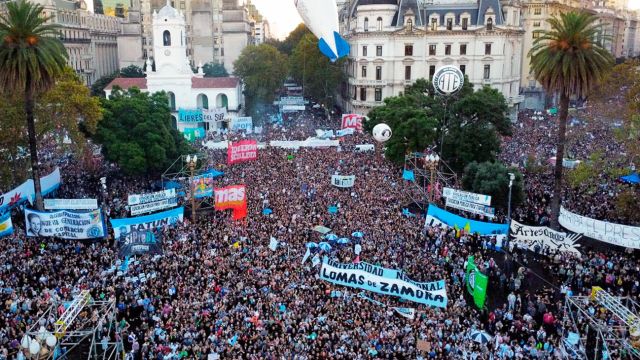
[158,0,180,18]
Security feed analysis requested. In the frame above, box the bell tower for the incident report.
[149,0,193,76]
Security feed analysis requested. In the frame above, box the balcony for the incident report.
[348,78,387,87]
[350,99,380,108]
[60,37,91,44]
[482,78,492,85]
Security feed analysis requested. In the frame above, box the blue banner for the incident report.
[0,213,13,238]
[0,167,61,215]
[178,108,203,122]
[319,257,447,308]
[402,169,415,182]
[111,207,184,240]
[425,204,508,236]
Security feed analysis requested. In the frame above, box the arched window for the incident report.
[407,19,413,31]
[487,17,493,30]
[197,94,209,109]
[216,94,228,109]
[163,30,171,46]
[167,91,176,111]
[377,17,383,31]
[364,17,369,32]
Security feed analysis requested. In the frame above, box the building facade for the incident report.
[221,0,252,73]
[340,0,524,119]
[104,1,243,133]
[117,0,145,68]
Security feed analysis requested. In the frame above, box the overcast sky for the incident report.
[252,0,303,40]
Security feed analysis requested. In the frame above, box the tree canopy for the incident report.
[289,33,345,110]
[202,62,229,77]
[276,23,311,55]
[119,64,145,78]
[364,79,511,171]
[234,44,289,115]
[95,88,192,175]
[462,161,524,211]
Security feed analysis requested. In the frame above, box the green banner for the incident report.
[466,256,488,309]
[183,127,205,142]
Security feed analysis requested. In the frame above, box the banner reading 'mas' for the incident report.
[24,208,105,239]
[227,140,258,165]
[319,257,447,308]
[214,185,246,210]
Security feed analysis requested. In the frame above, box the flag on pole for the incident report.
[466,256,488,309]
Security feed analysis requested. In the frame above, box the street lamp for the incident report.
[425,153,440,203]
[507,172,515,224]
[186,155,198,223]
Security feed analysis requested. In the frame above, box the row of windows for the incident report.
[357,63,489,83]
[361,45,383,57]
[352,86,383,102]
[402,43,490,57]
[361,65,383,80]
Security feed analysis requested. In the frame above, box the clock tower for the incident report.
[148,0,193,77]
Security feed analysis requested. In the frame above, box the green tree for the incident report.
[289,33,345,110]
[234,44,288,115]
[202,62,228,77]
[91,72,118,97]
[0,0,68,210]
[95,88,192,175]
[119,64,145,78]
[462,161,524,212]
[528,11,614,229]
[277,23,311,55]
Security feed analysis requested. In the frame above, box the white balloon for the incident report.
[29,341,40,355]
[20,335,31,349]
[37,326,47,341]
[295,0,349,61]
[372,123,392,143]
[46,335,57,347]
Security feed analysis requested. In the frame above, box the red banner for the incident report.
[341,114,364,132]
[214,185,246,211]
[227,140,258,165]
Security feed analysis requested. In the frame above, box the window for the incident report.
[364,17,369,31]
[376,66,382,80]
[462,17,468,30]
[445,44,451,55]
[197,94,209,109]
[405,65,411,80]
[352,86,357,100]
[460,44,467,55]
[485,43,492,55]
[483,64,490,79]
[377,17,383,31]
[143,49,148,59]
[407,19,413,31]
[163,30,171,46]
[429,65,436,78]
[487,17,493,30]
[375,88,382,102]
[361,66,367,78]
[405,44,413,56]
[533,31,540,39]
[362,46,367,56]
[168,91,176,111]
[429,44,436,56]
[446,18,452,30]
[180,1,185,9]
[533,21,541,27]
[431,18,437,31]
[460,64,466,75]
[376,46,382,56]
[534,7,541,15]
[360,87,366,101]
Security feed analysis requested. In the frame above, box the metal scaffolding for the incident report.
[161,153,216,211]
[25,291,123,360]
[403,151,459,209]
[561,287,640,359]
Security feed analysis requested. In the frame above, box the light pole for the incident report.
[507,172,515,223]
[186,155,198,223]
[425,153,440,203]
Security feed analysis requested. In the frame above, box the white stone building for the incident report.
[340,0,524,119]
[104,2,244,133]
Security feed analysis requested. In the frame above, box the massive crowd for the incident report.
[0,107,638,360]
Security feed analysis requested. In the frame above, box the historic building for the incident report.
[104,1,243,133]
[340,0,525,119]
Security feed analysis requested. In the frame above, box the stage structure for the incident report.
[23,290,123,359]
[403,151,458,210]
[561,287,640,359]
[161,153,216,213]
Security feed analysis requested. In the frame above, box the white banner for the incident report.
[44,198,98,210]
[231,116,253,131]
[445,198,495,218]
[331,175,356,188]
[354,144,375,152]
[130,198,178,216]
[128,189,176,206]
[510,220,582,256]
[202,107,227,122]
[442,187,491,206]
[393,307,416,320]
[282,105,306,111]
[24,208,105,239]
[559,207,640,249]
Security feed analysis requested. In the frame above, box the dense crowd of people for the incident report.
[0,106,638,360]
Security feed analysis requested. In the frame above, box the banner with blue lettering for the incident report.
[0,213,14,238]
[110,207,183,257]
[231,117,253,131]
[178,108,203,122]
[319,257,447,308]
[425,204,508,236]
[24,208,105,239]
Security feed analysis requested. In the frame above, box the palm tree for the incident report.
[0,0,68,210]
[529,11,614,230]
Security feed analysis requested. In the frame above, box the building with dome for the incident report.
[339,0,524,119]
[105,0,244,134]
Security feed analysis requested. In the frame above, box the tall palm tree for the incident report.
[529,11,614,230]
[0,0,68,210]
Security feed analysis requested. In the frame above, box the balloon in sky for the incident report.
[295,0,350,61]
